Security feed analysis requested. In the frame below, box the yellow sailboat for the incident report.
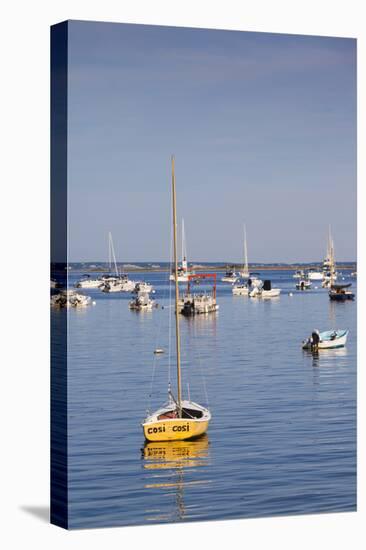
[142,156,211,442]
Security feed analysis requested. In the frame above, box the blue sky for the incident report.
[67,21,356,262]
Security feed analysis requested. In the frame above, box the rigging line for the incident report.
[168,207,173,389]
[148,234,174,412]
[190,305,210,408]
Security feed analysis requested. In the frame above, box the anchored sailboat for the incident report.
[322,226,337,288]
[169,219,195,282]
[101,232,136,292]
[142,156,211,442]
[240,224,250,279]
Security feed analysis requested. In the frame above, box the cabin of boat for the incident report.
[329,283,355,301]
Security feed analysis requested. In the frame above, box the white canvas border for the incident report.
[0,1,363,549]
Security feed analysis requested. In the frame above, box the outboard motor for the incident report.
[263,280,272,291]
[181,300,195,316]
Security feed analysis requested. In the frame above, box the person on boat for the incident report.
[311,330,320,351]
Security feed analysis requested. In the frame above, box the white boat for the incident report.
[142,156,211,442]
[50,289,92,308]
[221,269,238,283]
[100,233,136,292]
[302,329,349,350]
[180,274,219,315]
[232,283,249,296]
[293,270,304,279]
[133,281,154,294]
[249,279,281,298]
[322,226,337,288]
[75,274,103,288]
[296,278,312,290]
[102,275,136,293]
[239,224,250,278]
[181,293,219,314]
[169,219,195,282]
[307,269,323,281]
[129,292,156,311]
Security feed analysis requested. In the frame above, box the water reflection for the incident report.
[142,435,210,522]
[303,346,349,369]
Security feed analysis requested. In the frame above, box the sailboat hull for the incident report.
[143,418,210,442]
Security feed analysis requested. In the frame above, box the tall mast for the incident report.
[108,232,112,272]
[172,156,182,416]
[109,232,119,277]
[243,224,248,274]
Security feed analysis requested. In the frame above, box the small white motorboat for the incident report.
[51,289,92,308]
[307,269,323,281]
[302,329,349,350]
[221,269,238,283]
[296,278,312,290]
[232,283,249,296]
[129,292,156,311]
[75,274,103,288]
[101,275,136,292]
[249,280,280,298]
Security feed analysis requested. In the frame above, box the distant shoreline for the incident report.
[62,263,357,273]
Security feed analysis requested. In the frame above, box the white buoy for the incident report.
[92,301,96,305]
[288,292,293,296]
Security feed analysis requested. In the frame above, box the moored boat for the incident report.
[99,233,136,292]
[75,274,103,288]
[50,289,92,308]
[329,283,355,301]
[181,274,219,315]
[232,282,249,296]
[221,269,238,283]
[133,281,154,294]
[307,269,323,281]
[129,292,156,311]
[296,278,312,290]
[302,329,349,350]
[142,156,211,442]
[239,224,250,278]
[169,219,195,282]
[249,279,281,298]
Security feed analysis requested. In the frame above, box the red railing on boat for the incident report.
[187,273,216,300]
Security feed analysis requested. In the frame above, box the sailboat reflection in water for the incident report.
[141,156,211,442]
[142,435,210,521]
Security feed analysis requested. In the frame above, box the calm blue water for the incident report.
[52,269,357,528]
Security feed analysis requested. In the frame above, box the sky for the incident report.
[66,20,356,263]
